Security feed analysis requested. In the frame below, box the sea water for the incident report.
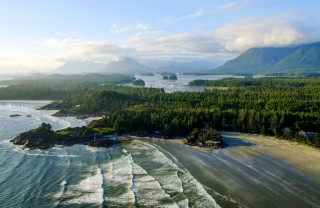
[0,102,222,208]
[123,74,244,92]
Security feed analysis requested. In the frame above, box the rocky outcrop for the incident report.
[10,114,21,117]
[11,123,118,150]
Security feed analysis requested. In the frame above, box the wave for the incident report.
[59,167,104,206]
[127,140,220,208]
[37,139,221,207]
[102,154,135,206]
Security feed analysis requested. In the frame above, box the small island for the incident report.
[168,75,177,80]
[132,79,145,86]
[184,128,224,149]
[163,75,177,80]
[10,123,118,149]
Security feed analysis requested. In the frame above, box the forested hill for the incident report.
[212,42,320,75]
[0,73,132,100]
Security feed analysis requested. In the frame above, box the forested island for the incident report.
[11,123,118,149]
[2,75,320,149]
[132,79,145,86]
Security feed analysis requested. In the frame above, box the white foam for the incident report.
[127,140,221,208]
[61,167,104,205]
[102,155,135,206]
[132,162,178,207]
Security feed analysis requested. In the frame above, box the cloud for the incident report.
[109,23,151,34]
[0,53,60,72]
[109,26,132,34]
[135,23,150,30]
[178,10,204,21]
[37,37,136,63]
[37,37,81,48]
[45,15,320,64]
[214,16,320,51]
[155,34,223,53]
[171,1,250,24]
[216,0,251,12]
[9,13,320,71]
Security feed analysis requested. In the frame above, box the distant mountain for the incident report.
[212,42,320,75]
[142,60,221,73]
[272,42,320,71]
[100,58,151,74]
[155,65,196,73]
[55,61,105,74]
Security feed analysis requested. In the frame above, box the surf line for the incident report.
[128,153,139,207]
[98,167,105,205]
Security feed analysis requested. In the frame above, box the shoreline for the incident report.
[0,100,54,104]
[220,131,320,180]
[0,100,54,110]
[152,131,320,180]
[84,116,103,124]
[3,100,319,180]
[0,100,102,123]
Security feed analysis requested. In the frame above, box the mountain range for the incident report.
[212,42,320,75]
[53,42,320,75]
[55,58,217,75]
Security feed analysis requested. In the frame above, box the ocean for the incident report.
[1,101,320,208]
[0,102,222,207]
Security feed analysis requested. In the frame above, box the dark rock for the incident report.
[10,114,21,117]
[89,137,117,148]
[11,123,118,150]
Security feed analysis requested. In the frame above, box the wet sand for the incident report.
[221,132,320,180]
[148,132,320,208]
[161,132,320,180]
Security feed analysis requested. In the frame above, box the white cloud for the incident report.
[109,23,151,34]
[109,26,132,34]
[135,23,150,30]
[216,0,251,12]
[178,10,204,21]
[214,16,320,51]
[38,15,320,66]
[0,53,60,73]
[4,13,320,72]
[35,37,137,65]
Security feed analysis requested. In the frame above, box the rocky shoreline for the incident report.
[10,123,118,150]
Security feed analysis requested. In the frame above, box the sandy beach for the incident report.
[160,132,320,180]
[221,132,320,180]
[84,116,103,124]
[150,132,320,208]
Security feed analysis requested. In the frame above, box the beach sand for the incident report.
[150,133,320,208]
[84,116,103,124]
[161,132,320,180]
[221,132,320,180]
[39,109,60,115]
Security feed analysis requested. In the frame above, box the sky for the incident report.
[0,0,320,73]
